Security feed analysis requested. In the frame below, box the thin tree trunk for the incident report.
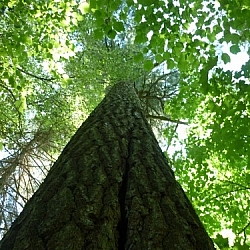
[0,81,215,250]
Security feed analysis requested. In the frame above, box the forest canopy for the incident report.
[0,0,249,249]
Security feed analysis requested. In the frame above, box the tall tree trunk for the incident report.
[0,81,215,250]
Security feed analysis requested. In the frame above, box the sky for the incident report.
[222,45,249,71]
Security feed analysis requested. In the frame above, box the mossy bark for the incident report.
[0,81,215,250]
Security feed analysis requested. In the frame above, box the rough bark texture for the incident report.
[0,81,215,250]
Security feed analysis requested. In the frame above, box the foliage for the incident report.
[0,0,250,248]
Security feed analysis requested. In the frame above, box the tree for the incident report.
[1,0,250,247]
[0,81,215,249]
[0,3,182,236]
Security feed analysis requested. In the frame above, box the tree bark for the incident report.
[0,81,215,250]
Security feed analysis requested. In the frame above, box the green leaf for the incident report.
[163,52,170,60]
[178,54,187,71]
[221,53,231,64]
[173,42,184,54]
[134,33,148,44]
[15,97,26,113]
[134,53,144,63]
[206,56,218,71]
[48,43,53,49]
[78,2,90,15]
[224,31,240,44]
[113,21,125,32]
[119,11,127,21]
[149,34,158,48]
[107,29,117,39]
[195,29,206,37]
[230,45,241,54]
[139,0,154,5]
[89,0,97,8]
[8,76,16,88]
[94,10,105,27]
[61,78,68,88]
[143,47,148,54]
[214,234,229,248]
[134,12,142,23]
[24,36,33,45]
[93,10,103,18]
[200,69,209,94]
[0,141,3,151]
[167,59,175,69]
[126,0,134,6]
[155,54,163,63]
[8,1,16,8]
[93,29,104,39]
[143,60,154,71]
[109,0,122,10]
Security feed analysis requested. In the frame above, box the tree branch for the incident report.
[145,114,188,125]
[16,67,55,81]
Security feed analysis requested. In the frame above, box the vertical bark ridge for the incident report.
[117,140,129,250]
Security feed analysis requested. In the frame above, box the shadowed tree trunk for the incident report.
[0,81,215,250]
